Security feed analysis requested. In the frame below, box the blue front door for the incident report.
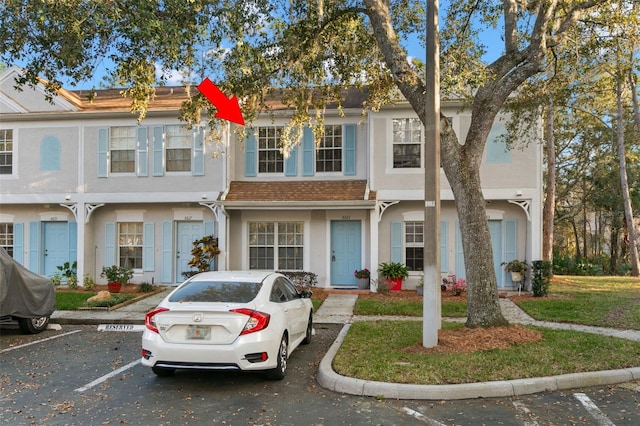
[43,222,68,277]
[330,220,361,287]
[489,220,504,288]
[176,222,203,282]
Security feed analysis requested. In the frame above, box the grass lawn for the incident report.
[56,292,138,309]
[514,276,640,329]
[354,299,467,317]
[333,276,640,384]
[333,320,640,384]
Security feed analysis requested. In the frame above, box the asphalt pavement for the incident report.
[50,289,640,400]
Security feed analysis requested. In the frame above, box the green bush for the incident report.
[139,282,155,293]
[531,260,553,297]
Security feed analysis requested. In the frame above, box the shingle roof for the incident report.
[221,180,376,202]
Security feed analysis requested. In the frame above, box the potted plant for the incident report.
[100,265,134,293]
[354,268,370,289]
[416,278,424,296]
[501,259,528,284]
[442,274,467,296]
[378,261,409,291]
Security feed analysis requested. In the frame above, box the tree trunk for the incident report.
[442,130,507,328]
[616,74,640,276]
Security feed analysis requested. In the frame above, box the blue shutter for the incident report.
[244,128,257,177]
[455,221,466,279]
[285,145,298,176]
[344,124,356,175]
[13,223,24,264]
[390,221,403,263]
[504,220,517,261]
[193,127,205,176]
[40,136,61,171]
[29,222,39,273]
[204,221,215,271]
[98,128,108,178]
[152,126,164,176]
[143,222,155,271]
[204,221,215,237]
[486,124,511,164]
[440,221,448,273]
[104,222,115,267]
[68,222,77,263]
[137,127,148,176]
[504,220,518,284]
[161,221,173,283]
[302,127,314,176]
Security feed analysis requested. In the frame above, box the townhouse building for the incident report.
[0,66,542,290]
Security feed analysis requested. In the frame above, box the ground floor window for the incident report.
[118,222,143,270]
[0,223,13,256]
[405,221,424,271]
[249,222,303,270]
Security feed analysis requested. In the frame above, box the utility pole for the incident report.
[423,0,441,348]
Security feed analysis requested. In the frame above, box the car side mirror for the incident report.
[300,289,313,299]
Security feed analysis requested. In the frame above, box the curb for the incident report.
[317,324,640,400]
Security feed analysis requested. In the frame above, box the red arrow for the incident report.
[196,78,245,126]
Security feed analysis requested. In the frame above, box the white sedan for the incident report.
[141,271,313,380]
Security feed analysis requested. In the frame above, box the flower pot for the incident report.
[357,278,370,290]
[416,286,423,296]
[107,282,122,293]
[387,277,403,291]
[510,271,523,283]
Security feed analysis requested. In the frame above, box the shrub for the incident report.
[277,271,318,288]
[139,282,155,293]
[83,274,96,291]
[531,260,553,297]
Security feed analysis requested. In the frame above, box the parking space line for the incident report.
[512,400,540,426]
[0,329,82,354]
[402,407,449,425]
[75,359,141,392]
[574,393,616,426]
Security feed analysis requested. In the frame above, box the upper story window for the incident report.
[257,127,284,173]
[0,223,13,257]
[165,125,192,172]
[0,129,13,175]
[316,125,342,173]
[392,118,423,168]
[110,127,136,173]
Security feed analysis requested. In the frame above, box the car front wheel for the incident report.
[18,316,50,334]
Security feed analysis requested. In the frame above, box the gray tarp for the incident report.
[0,247,56,318]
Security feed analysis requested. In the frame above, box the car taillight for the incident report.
[145,307,169,333]
[230,308,270,335]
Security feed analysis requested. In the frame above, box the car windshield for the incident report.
[168,280,262,303]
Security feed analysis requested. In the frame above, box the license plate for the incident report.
[186,325,211,340]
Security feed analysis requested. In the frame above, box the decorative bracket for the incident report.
[59,203,78,222]
[508,199,531,222]
[199,202,220,221]
[377,201,399,223]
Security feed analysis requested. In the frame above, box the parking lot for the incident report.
[2,323,639,425]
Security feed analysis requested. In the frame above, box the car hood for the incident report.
[0,248,56,317]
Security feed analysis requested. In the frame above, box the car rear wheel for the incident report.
[265,334,288,380]
[18,316,49,334]
[302,314,312,345]
[152,366,175,377]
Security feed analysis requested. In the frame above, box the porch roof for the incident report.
[218,180,376,209]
